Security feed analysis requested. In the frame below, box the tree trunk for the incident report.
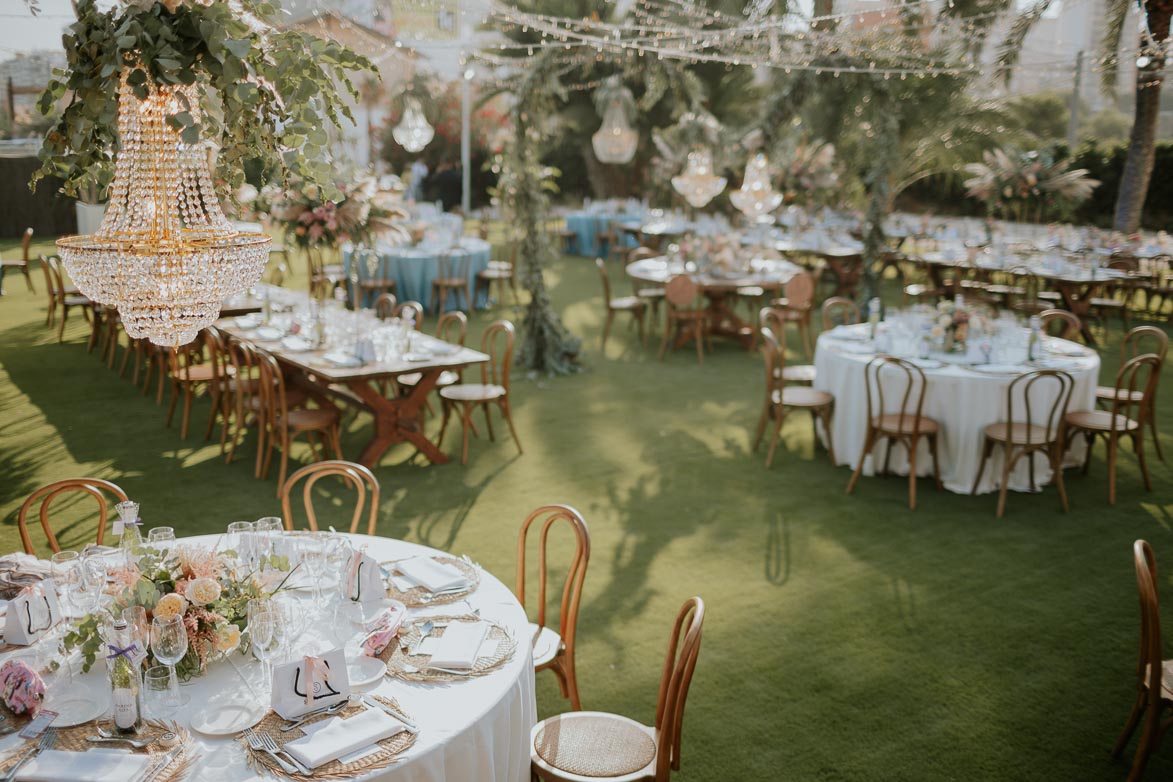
[1113,6,1171,233]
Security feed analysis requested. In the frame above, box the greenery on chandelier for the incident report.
[32,0,376,199]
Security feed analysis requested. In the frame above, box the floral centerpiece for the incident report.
[64,545,294,680]
[934,299,971,351]
[963,148,1099,225]
[266,178,406,250]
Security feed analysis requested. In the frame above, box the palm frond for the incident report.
[1098,0,1131,93]
[995,0,1057,83]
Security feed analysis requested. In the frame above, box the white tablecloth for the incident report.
[813,328,1100,494]
[0,533,536,782]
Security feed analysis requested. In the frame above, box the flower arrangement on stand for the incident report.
[963,148,1100,224]
[64,545,294,680]
[266,178,409,250]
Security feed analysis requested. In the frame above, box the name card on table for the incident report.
[344,551,384,605]
[4,581,61,646]
[272,648,350,719]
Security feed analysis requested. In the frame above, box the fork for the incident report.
[3,729,55,782]
[243,728,301,776]
[280,700,349,732]
[257,731,312,776]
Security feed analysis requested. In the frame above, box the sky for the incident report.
[1,0,76,58]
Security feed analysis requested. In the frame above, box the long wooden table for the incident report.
[219,320,488,467]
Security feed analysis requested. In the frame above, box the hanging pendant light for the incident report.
[592,99,638,164]
[730,152,783,222]
[671,148,727,209]
[393,97,434,153]
[56,74,270,348]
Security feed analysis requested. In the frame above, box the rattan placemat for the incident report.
[384,557,480,607]
[238,695,416,780]
[383,615,516,683]
[0,718,195,782]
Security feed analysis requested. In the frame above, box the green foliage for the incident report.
[1005,91,1071,141]
[32,0,376,198]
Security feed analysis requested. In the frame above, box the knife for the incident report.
[361,696,420,734]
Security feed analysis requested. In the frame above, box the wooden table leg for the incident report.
[348,371,451,467]
[1056,281,1102,347]
[826,257,863,298]
[703,290,754,349]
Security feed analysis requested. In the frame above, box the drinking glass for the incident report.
[49,551,80,620]
[74,555,107,615]
[226,521,256,569]
[298,534,328,611]
[143,666,172,720]
[325,535,353,604]
[246,600,277,685]
[147,527,175,553]
[122,605,149,652]
[255,517,284,566]
[150,615,190,709]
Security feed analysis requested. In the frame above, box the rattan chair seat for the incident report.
[533,713,656,779]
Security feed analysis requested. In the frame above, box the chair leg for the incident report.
[636,308,646,346]
[765,410,785,468]
[437,402,453,446]
[276,431,291,496]
[996,446,1019,519]
[1050,444,1069,513]
[330,427,344,460]
[601,310,614,351]
[57,304,68,342]
[165,381,180,429]
[1127,713,1158,782]
[752,403,770,452]
[1148,413,1165,463]
[972,437,994,495]
[907,436,919,510]
[180,384,194,439]
[694,321,704,365]
[502,400,523,455]
[1107,432,1119,505]
[929,433,943,490]
[658,315,673,360]
[460,404,473,465]
[482,404,496,442]
[23,267,33,293]
[1133,431,1152,492]
[821,406,836,465]
[1111,694,1145,758]
[846,428,876,495]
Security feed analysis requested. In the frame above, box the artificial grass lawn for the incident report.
[1,235,1172,780]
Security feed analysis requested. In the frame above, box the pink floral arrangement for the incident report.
[0,659,45,716]
[264,177,395,250]
[361,602,406,657]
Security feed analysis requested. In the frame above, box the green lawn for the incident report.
[2,235,1172,780]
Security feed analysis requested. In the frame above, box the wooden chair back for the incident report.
[595,258,613,302]
[664,275,699,309]
[1109,354,1161,424]
[653,596,705,779]
[280,460,380,535]
[38,255,58,307]
[1039,309,1081,341]
[18,478,129,555]
[821,296,860,330]
[758,327,785,397]
[863,356,930,435]
[1007,266,1041,303]
[256,349,290,420]
[225,336,261,399]
[628,246,658,263]
[1004,370,1074,446]
[394,301,425,329]
[1133,540,1163,715]
[759,306,787,345]
[436,311,467,345]
[1122,325,1169,365]
[515,505,590,650]
[21,227,32,263]
[374,292,398,320]
[437,253,470,283]
[168,330,210,379]
[45,257,69,306]
[480,320,515,390]
[783,272,814,311]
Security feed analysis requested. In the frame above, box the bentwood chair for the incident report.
[1096,326,1168,463]
[18,478,129,555]
[438,320,522,464]
[658,275,708,364]
[256,350,343,495]
[1040,308,1083,342]
[846,356,943,510]
[398,311,467,410]
[768,272,816,360]
[43,256,94,343]
[374,292,398,320]
[38,253,79,328]
[754,327,835,468]
[517,505,590,711]
[307,247,344,300]
[1064,353,1160,505]
[476,247,517,308]
[761,307,815,385]
[355,248,397,306]
[972,369,1074,517]
[431,253,471,313]
[1,227,35,294]
[1113,540,1173,781]
[530,596,704,782]
[821,296,861,331]
[628,248,666,325]
[280,460,379,535]
[394,301,425,330]
[596,258,647,351]
[165,328,236,440]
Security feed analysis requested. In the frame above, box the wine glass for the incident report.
[147,527,175,553]
[121,605,148,652]
[298,534,328,613]
[74,555,107,616]
[246,600,277,685]
[49,551,80,620]
[150,615,190,710]
[255,517,284,567]
[226,521,256,570]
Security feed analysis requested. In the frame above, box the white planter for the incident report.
[74,201,107,235]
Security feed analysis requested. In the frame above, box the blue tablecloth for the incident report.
[564,212,641,257]
[343,238,493,312]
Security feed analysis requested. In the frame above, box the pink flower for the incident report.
[308,224,324,241]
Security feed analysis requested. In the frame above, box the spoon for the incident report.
[409,621,435,656]
[398,663,476,677]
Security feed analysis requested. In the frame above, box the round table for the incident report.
[813,324,1099,494]
[563,211,641,257]
[0,533,536,782]
[627,256,802,348]
[343,240,492,311]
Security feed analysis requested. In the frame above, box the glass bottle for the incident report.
[1028,315,1043,362]
[867,297,882,339]
[115,501,142,571]
[108,618,144,735]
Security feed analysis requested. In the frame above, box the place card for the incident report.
[4,581,61,646]
[271,648,350,719]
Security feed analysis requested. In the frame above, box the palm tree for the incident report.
[997,0,1169,232]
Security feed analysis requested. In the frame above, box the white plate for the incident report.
[46,687,108,727]
[347,655,387,688]
[969,364,1028,375]
[403,352,433,363]
[189,701,268,736]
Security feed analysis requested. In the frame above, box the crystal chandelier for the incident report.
[730,153,783,222]
[592,99,638,164]
[671,148,727,209]
[57,75,270,348]
[393,98,434,153]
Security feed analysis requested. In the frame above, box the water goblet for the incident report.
[255,517,284,566]
[121,605,149,652]
[246,600,277,684]
[298,534,328,613]
[142,666,172,721]
[49,551,80,620]
[147,527,175,553]
[150,615,190,710]
[226,521,256,570]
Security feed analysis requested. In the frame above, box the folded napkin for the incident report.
[235,314,263,329]
[829,324,869,341]
[281,335,314,353]
[254,326,284,341]
[421,621,490,669]
[16,749,150,782]
[284,708,406,769]
[396,557,468,593]
[323,351,364,368]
